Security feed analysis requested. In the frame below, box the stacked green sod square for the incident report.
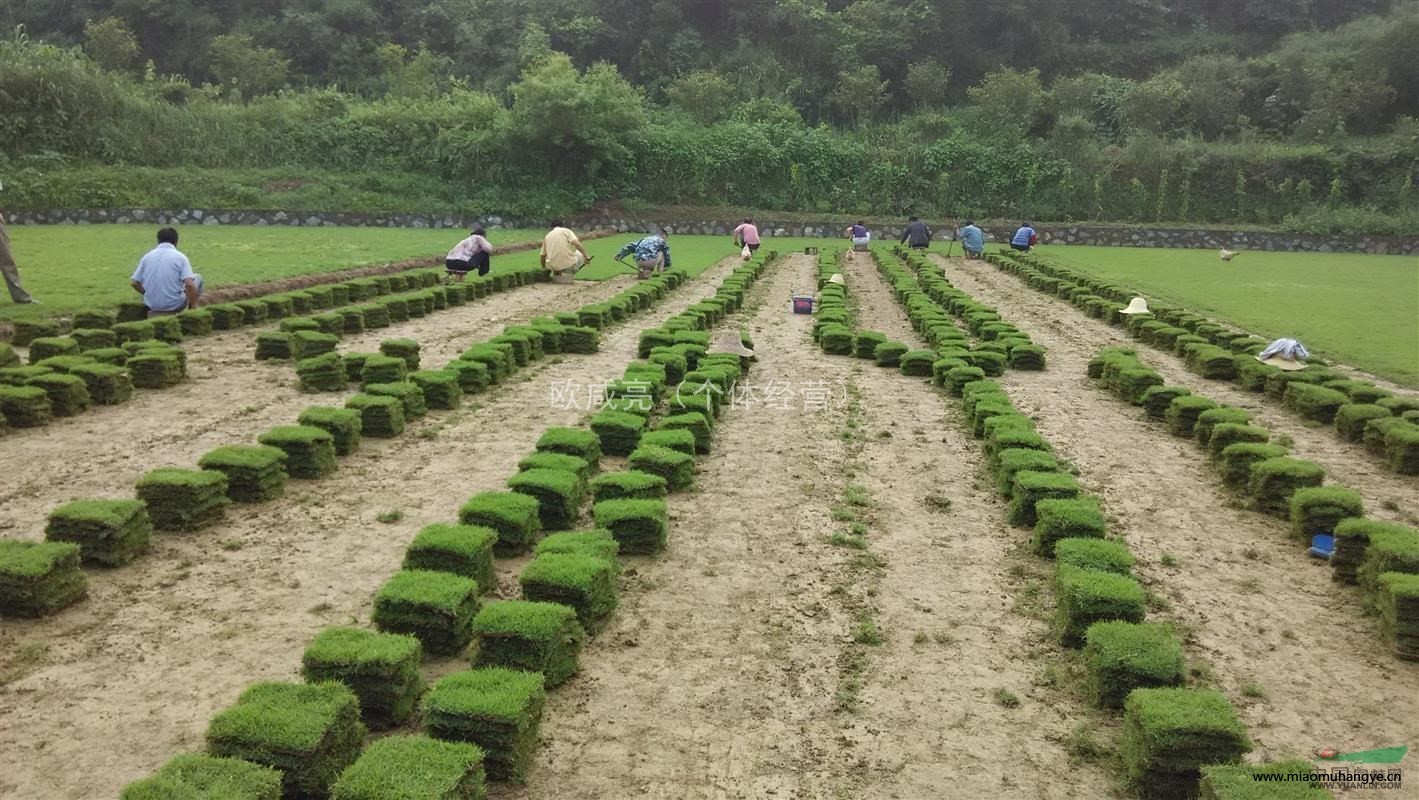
[135,467,230,531]
[297,352,348,392]
[127,350,184,388]
[411,370,463,410]
[1377,572,1419,661]
[1205,423,1270,460]
[68,363,133,405]
[404,523,498,591]
[1331,519,1412,584]
[593,498,668,554]
[1217,443,1289,489]
[0,382,53,428]
[1056,538,1136,575]
[1140,387,1191,420]
[994,447,1059,497]
[28,336,80,363]
[1008,344,1047,370]
[1008,470,1079,527]
[1282,383,1349,424]
[460,346,510,383]
[302,626,425,728]
[149,315,184,343]
[293,330,340,359]
[296,406,363,456]
[366,381,427,418]
[1083,621,1185,709]
[177,309,214,336]
[519,552,618,632]
[372,569,480,655]
[1166,395,1219,437]
[330,735,486,800]
[639,428,697,457]
[26,373,91,416]
[506,469,584,530]
[1357,529,1419,611]
[71,328,119,351]
[73,309,116,330]
[313,312,345,335]
[518,452,593,485]
[422,667,546,783]
[444,359,491,394]
[1120,688,1251,799]
[561,326,599,353]
[471,600,586,687]
[255,331,296,360]
[119,753,283,800]
[1199,760,1334,799]
[112,320,156,344]
[535,529,621,564]
[337,308,365,334]
[627,444,695,491]
[1193,407,1252,448]
[1246,457,1325,517]
[1054,564,1146,646]
[590,409,646,456]
[1334,403,1392,442]
[206,681,366,798]
[535,427,602,463]
[258,425,338,479]
[1032,497,1107,556]
[199,445,289,502]
[460,492,542,556]
[1363,416,1412,457]
[657,412,713,453]
[13,319,61,346]
[346,393,406,437]
[208,304,246,330]
[45,499,152,566]
[0,540,88,616]
[1384,421,1419,474]
[589,470,668,502]
[1288,486,1362,541]
[380,339,421,370]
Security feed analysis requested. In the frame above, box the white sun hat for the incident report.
[1256,338,1309,371]
[1119,297,1151,315]
[711,330,754,358]
[827,274,845,285]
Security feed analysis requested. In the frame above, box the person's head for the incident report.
[549,219,564,229]
[743,217,753,224]
[659,227,670,237]
[964,219,975,227]
[909,216,919,222]
[157,227,179,246]
[472,226,486,237]
[856,220,865,226]
[1022,221,1032,228]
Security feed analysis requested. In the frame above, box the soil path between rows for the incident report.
[0,274,640,536]
[0,258,739,800]
[838,252,1115,798]
[929,254,1419,763]
[931,254,1418,523]
[500,254,861,799]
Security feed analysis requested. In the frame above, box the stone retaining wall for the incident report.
[8,208,1415,255]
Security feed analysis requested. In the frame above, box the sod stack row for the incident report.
[990,249,1419,474]
[1089,346,1419,662]
[0,339,186,430]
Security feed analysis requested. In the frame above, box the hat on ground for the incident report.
[1119,297,1151,315]
[1258,354,1307,371]
[1256,338,1309,371]
[827,274,845,285]
[711,330,754,358]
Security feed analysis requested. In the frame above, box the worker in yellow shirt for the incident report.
[540,220,593,283]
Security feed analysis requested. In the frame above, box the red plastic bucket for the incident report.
[792,295,815,314]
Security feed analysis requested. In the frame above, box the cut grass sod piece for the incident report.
[301,626,425,729]
[535,427,602,463]
[627,444,695,491]
[1055,537,1136,576]
[1217,443,1289,489]
[506,469,584,531]
[199,445,289,503]
[445,359,492,394]
[360,354,408,386]
[26,373,91,416]
[1205,424,1271,460]
[1246,457,1325,518]
[638,428,697,457]
[994,447,1060,497]
[411,370,463,410]
[1282,382,1349,425]
[0,540,88,617]
[135,467,230,531]
[68,363,134,405]
[535,530,621,565]
[1357,529,1419,612]
[1333,403,1393,443]
[365,381,428,419]
[592,498,668,555]
[44,499,153,567]
[330,735,486,800]
[1054,565,1147,647]
[255,331,297,361]
[296,353,348,393]
[372,569,480,656]
[379,339,421,370]
[1165,395,1219,438]
[519,552,618,631]
[293,330,340,359]
[205,681,366,799]
[258,425,338,480]
[459,492,542,556]
[127,351,184,388]
[471,600,586,687]
[0,384,53,427]
[346,393,406,438]
[27,336,80,363]
[1084,621,1186,709]
[297,407,363,456]
[119,753,283,800]
[1032,497,1108,556]
[422,667,547,784]
[590,409,646,457]
[1385,422,1419,474]
[1199,759,1335,800]
[1332,519,1418,585]
[1141,386,1191,420]
[403,523,499,593]
[518,452,593,485]
[1289,486,1364,542]
[1193,407,1252,448]
[588,470,668,503]
[1008,470,1080,528]
[658,412,713,453]
[1378,572,1419,662]
[1120,688,1251,799]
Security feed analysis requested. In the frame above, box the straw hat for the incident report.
[711,331,754,358]
[1257,353,1307,371]
[1119,297,1151,315]
[827,274,845,285]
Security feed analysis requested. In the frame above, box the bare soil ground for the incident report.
[0,259,736,800]
[931,254,1419,766]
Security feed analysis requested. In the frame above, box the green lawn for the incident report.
[1026,244,1419,388]
[0,225,543,323]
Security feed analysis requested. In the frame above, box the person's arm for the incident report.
[130,279,145,294]
[662,240,672,269]
[899,228,908,244]
[539,240,548,268]
[183,277,199,309]
[614,242,635,263]
[572,233,591,260]
[130,262,145,294]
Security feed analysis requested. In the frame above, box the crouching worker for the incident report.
[958,220,985,260]
[541,220,593,283]
[131,227,202,317]
[615,228,672,280]
[446,227,492,281]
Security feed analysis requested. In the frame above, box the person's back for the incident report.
[959,223,985,253]
[131,228,200,315]
[850,223,869,240]
[733,220,760,247]
[902,218,930,248]
[1011,223,1036,251]
[541,224,583,271]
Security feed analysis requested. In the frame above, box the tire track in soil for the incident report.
[928,255,1419,763]
[838,253,1115,799]
[932,254,1417,523]
[0,259,741,800]
[0,276,639,532]
[498,254,859,800]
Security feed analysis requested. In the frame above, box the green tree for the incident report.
[83,17,141,73]
[830,64,888,128]
[667,70,733,124]
[1121,74,1192,136]
[508,52,644,183]
[904,60,951,109]
[208,33,288,98]
[967,68,1045,136]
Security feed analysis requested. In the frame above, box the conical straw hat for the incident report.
[827,274,845,285]
[711,331,754,358]
[1257,353,1307,371]
[1119,297,1151,315]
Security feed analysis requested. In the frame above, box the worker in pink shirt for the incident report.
[732,217,761,254]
